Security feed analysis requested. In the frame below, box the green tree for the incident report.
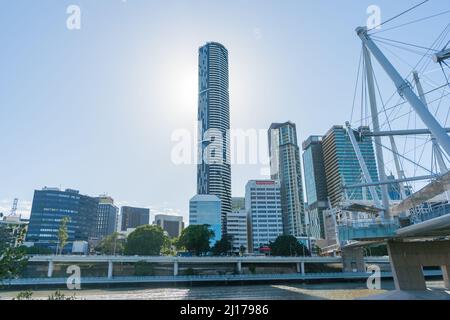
[161,237,176,256]
[57,217,70,255]
[269,235,311,257]
[176,225,214,256]
[0,226,28,281]
[124,225,167,256]
[96,232,126,255]
[211,235,233,256]
[134,261,155,276]
[25,246,53,255]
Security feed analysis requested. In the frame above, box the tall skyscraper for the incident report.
[268,122,306,237]
[302,136,329,239]
[245,180,283,253]
[197,42,232,234]
[26,187,98,252]
[94,195,119,239]
[154,214,184,238]
[120,206,150,231]
[322,125,379,208]
[189,194,222,246]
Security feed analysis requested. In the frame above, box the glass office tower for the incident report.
[189,194,222,246]
[322,125,380,208]
[120,206,150,231]
[94,196,118,239]
[26,187,98,252]
[268,122,306,237]
[302,136,329,239]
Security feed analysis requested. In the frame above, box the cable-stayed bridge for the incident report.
[330,2,450,291]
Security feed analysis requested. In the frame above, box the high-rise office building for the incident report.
[386,174,404,201]
[268,122,306,237]
[232,197,245,211]
[322,125,379,208]
[302,136,329,239]
[227,197,248,253]
[26,187,98,252]
[189,194,222,246]
[154,214,184,238]
[197,42,232,234]
[120,206,150,231]
[94,196,118,239]
[245,180,283,253]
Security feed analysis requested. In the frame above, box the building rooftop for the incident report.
[190,194,221,202]
[154,214,183,221]
[302,135,323,150]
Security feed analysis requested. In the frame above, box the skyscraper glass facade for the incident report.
[302,136,329,239]
[268,122,306,237]
[197,42,232,234]
[26,188,98,252]
[94,196,118,239]
[120,206,150,231]
[322,125,380,208]
[189,194,222,246]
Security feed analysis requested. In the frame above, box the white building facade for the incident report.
[226,209,248,253]
[245,180,283,253]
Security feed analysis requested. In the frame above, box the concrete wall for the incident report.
[387,240,450,291]
[342,247,365,273]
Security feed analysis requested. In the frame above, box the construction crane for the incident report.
[9,198,19,217]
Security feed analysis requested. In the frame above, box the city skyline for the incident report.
[1,0,447,225]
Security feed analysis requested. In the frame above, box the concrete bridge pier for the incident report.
[296,262,305,275]
[342,247,365,272]
[441,265,450,290]
[387,240,450,291]
[108,261,113,279]
[47,261,54,278]
[237,261,242,274]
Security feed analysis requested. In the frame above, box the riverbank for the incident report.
[1,280,448,300]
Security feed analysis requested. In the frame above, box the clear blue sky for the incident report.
[0,0,448,222]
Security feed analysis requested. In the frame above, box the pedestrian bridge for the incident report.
[3,270,442,287]
[11,255,390,281]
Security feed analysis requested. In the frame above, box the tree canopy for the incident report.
[96,232,126,255]
[0,226,28,281]
[57,217,70,255]
[211,235,233,256]
[269,235,311,257]
[176,225,214,256]
[124,225,167,256]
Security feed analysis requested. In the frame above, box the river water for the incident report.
[1,280,448,300]
[0,281,392,300]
